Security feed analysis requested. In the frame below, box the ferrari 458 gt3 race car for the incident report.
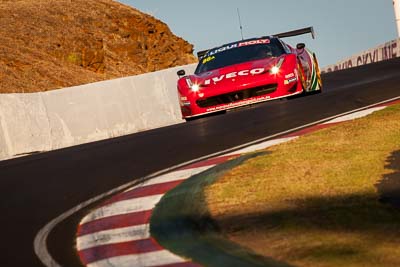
[176,27,322,119]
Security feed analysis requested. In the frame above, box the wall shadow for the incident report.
[212,150,400,265]
[377,150,400,208]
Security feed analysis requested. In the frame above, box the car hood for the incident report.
[190,57,281,87]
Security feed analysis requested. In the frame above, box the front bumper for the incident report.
[180,79,302,119]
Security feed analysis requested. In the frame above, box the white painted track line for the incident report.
[77,224,150,250]
[143,165,215,187]
[323,107,386,124]
[225,137,298,156]
[87,250,186,267]
[81,194,163,224]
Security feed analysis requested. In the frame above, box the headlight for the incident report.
[269,57,285,75]
[185,77,200,92]
[270,66,280,74]
[191,84,200,92]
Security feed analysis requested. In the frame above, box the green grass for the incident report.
[205,104,400,267]
[150,153,292,267]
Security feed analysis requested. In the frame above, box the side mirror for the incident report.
[296,43,306,50]
[177,70,186,77]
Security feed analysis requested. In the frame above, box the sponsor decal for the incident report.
[207,39,270,56]
[284,77,298,85]
[181,101,191,107]
[238,39,271,47]
[285,73,295,79]
[180,96,190,106]
[206,95,271,112]
[204,67,266,85]
[202,56,215,64]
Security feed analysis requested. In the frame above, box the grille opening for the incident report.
[196,84,278,108]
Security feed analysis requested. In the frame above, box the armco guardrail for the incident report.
[322,38,400,73]
[0,64,196,160]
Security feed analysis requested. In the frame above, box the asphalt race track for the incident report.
[1,58,400,267]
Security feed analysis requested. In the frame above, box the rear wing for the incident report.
[274,26,315,39]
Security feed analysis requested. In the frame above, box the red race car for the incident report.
[176,27,322,119]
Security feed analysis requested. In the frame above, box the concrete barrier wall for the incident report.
[0,64,196,160]
[322,38,400,73]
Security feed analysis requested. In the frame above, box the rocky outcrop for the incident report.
[0,0,197,93]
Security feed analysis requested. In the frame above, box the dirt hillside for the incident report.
[0,0,197,93]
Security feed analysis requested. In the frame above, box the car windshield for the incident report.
[195,38,286,74]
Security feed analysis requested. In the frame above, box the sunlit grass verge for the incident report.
[205,104,400,267]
